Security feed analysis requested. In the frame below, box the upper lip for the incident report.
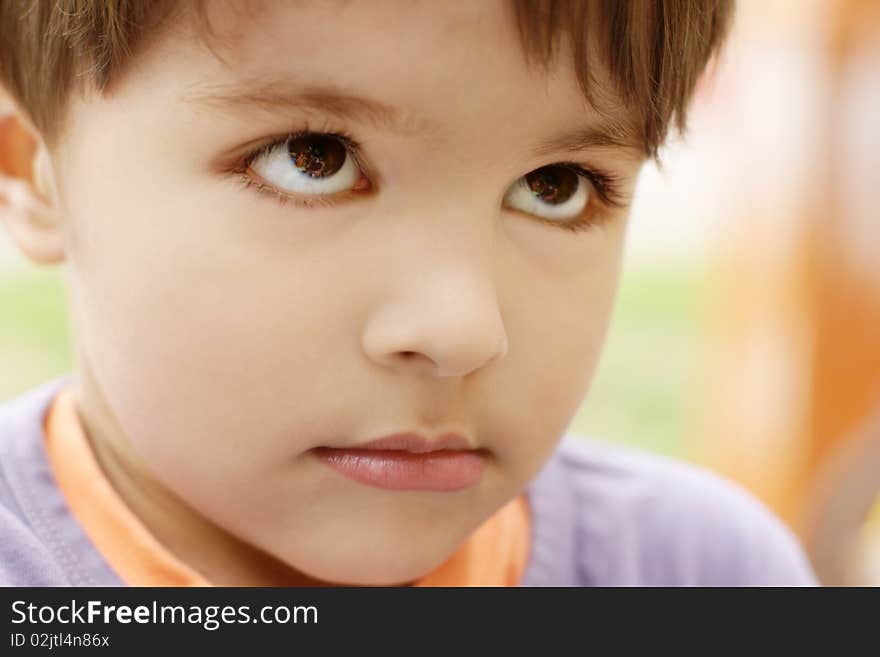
[342,432,477,453]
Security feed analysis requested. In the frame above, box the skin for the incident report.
[0,0,645,585]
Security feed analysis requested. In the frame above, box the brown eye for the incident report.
[288,134,347,178]
[248,132,363,197]
[503,164,591,223]
[524,166,580,205]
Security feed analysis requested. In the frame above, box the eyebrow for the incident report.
[183,78,644,157]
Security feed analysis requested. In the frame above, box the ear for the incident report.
[0,97,65,265]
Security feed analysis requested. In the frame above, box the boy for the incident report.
[0,0,817,586]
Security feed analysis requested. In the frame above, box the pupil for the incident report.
[525,166,578,204]
[288,134,346,178]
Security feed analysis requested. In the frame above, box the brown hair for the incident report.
[0,0,733,157]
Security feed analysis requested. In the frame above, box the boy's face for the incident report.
[46,0,643,584]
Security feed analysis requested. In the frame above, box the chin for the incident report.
[279,532,458,586]
[255,491,491,586]
[305,551,446,586]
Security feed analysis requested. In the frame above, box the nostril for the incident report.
[398,351,436,373]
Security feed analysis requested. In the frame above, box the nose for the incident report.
[362,262,509,378]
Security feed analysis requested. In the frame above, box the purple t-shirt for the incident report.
[0,376,818,586]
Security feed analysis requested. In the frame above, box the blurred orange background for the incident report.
[629,0,880,585]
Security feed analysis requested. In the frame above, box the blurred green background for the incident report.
[0,258,706,459]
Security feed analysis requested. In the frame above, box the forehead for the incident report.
[185,0,567,99]
[62,0,642,177]
[133,0,635,145]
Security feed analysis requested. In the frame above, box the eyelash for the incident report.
[229,128,627,233]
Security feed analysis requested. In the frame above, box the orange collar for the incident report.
[44,387,531,586]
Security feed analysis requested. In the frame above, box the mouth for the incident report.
[312,432,487,491]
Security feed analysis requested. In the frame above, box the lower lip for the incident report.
[312,447,486,491]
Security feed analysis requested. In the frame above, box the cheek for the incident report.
[488,231,625,479]
[64,191,358,478]
[508,304,611,470]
